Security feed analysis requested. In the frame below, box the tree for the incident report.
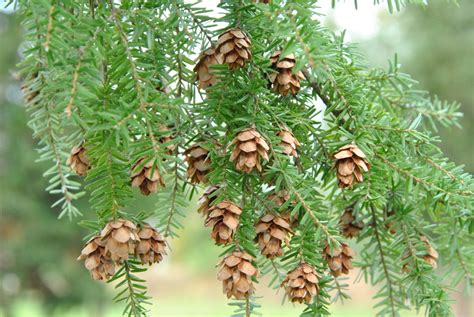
[9,0,473,316]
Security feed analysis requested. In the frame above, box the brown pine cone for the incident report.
[184,144,211,184]
[269,50,304,96]
[322,242,355,277]
[217,251,258,299]
[402,236,439,272]
[267,190,291,210]
[100,219,140,262]
[77,236,115,281]
[158,125,175,155]
[230,127,269,173]
[333,144,370,188]
[205,201,242,245]
[384,210,397,234]
[131,157,165,195]
[256,213,292,258]
[198,185,222,217]
[194,48,224,89]
[135,223,167,265]
[281,263,319,303]
[216,28,252,70]
[339,207,363,239]
[67,144,90,176]
[277,127,300,157]
[420,236,439,269]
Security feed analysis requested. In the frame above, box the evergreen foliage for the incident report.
[9,0,473,316]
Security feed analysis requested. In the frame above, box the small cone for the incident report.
[255,213,292,258]
[158,125,175,156]
[205,201,242,245]
[100,219,140,262]
[230,127,269,173]
[135,223,167,265]
[77,236,115,281]
[67,144,90,176]
[184,144,211,184]
[216,28,252,70]
[269,50,304,96]
[217,250,258,299]
[281,263,320,303]
[277,127,300,157]
[198,185,222,218]
[322,242,355,277]
[131,157,165,195]
[194,48,224,89]
[402,235,439,272]
[267,190,299,227]
[339,207,363,239]
[333,144,370,188]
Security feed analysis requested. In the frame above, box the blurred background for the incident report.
[0,1,472,316]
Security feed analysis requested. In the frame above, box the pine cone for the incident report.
[158,125,175,155]
[281,263,319,303]
[256,213,292,258]
[323,242,355,277]
[100,219,140,262]
[277,127,300,157]
[268,190,299,227]
[216,28,252,70]
[205,201,242,245]
[131,157,165,195]
[402,236,438,272]
[339,207,363,239]
[269,50,304,96]
[420,236,438,269]
[194,48,223,89]
[135,223,167,265]
[77,236,115,281]
[198,185,222,217]
[184,144,211,184]
[217,251,258,299]
[67,144,90,176]
[230,127,269,173]
[333,144,370,188]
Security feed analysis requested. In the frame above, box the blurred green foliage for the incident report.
[361,0,474,172]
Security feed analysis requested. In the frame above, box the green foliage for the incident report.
[11,1,473,317]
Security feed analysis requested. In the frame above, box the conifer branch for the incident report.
[369,205,397,317]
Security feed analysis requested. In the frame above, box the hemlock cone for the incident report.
[339,207,363,238]
[158,125,175,156]
[230,127,269,173]
[217,251,258,300]
[67,144,90,176]
[420,236,439,269]
[100,219,140,262]
[184,144,211,184]
[131,157,165,195]
[402,236,439,272]
[77,236,115,281]
[205,201,242,245]
[255,213,292,258]
[277,127,300,157]
[269,50,305,96]
[333,144,370,188]
[197,184,222,217]
[323,242,355,277]
[194,48,223,89]
[216,28,252,70]
[281,263,320,303]
[135,223,167,265]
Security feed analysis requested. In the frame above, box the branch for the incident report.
[370,205,397,317]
